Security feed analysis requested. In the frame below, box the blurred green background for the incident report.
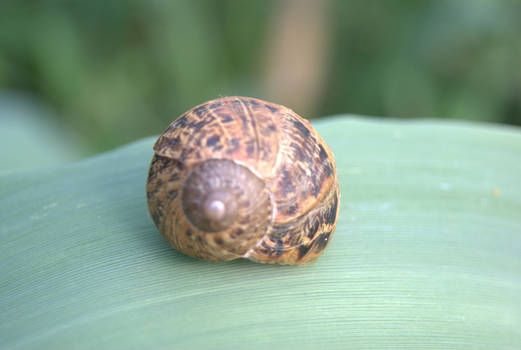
[1,0,520,168]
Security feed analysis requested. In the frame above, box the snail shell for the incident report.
[146,96,339,264]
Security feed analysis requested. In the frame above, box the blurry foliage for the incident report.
[0,92,87,171]
[0,0,520,154]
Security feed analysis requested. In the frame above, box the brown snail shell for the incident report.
[146,96,339,264]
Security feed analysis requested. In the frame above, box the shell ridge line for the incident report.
[182,109,200,157]
[270,109,287,179]
[236,97,261,165]
[243,190,276,259]
[207,104,232,146]
[186,102,215,154]
[247,183,336,257]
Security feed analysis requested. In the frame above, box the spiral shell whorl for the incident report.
[181,159,272,238]
[182,161,240,233]
[148,157,273,261]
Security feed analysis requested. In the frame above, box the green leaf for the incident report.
[1,117,520,349]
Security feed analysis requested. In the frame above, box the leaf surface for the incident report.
[1,118,520,349]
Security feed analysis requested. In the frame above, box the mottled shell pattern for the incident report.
[146,96,339,264]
